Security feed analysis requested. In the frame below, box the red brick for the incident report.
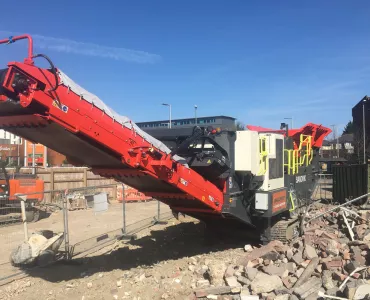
[315,229,324,236]
[321,251,328,258]
[332,256,343,261]
[306,225,321,232]
[333,272,347,281]
[238,240,285,265]
[323,260,343,270]
[300,260,311,268]
[342,250,351,260]
[352,273,361,279]
[321,257,332,264]
[282,277,293,289]
[322,231,338,240]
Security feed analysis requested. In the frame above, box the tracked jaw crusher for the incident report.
[0,35,331,243]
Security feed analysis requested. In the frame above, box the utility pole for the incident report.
[194,105,198,125]
[363,97,367,164]
[161,103,172,128]
[17,137,20,167]
[331,124,339,158]
[284,117,293,129]
[32,143,36,175]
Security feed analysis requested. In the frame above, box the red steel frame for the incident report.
[246,123,332,149]
[0,35,225,213]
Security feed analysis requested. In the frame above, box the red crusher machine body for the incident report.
[0,35,331,242]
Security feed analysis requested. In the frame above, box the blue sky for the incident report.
[1,1,370,135]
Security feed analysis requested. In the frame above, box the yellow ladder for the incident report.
[257,136,268,175]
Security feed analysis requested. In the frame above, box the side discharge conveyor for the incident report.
[0,35,331,242]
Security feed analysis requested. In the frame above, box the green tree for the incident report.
[236,121,245,130]
[342,120,354,135]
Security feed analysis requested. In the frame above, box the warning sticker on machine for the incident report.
[272,190,287,213]
[180,178,188,186]
[52,101,69,113]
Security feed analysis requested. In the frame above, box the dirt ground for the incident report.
[0,209,247,300]
[0,201,169,265]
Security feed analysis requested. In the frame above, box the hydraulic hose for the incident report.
[32,54,61,107]
[32,54,59,92]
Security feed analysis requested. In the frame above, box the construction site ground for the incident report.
[0,208,245,300]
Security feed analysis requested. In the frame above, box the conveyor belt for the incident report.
[0,37,225,218]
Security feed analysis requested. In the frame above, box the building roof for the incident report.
[352,95,370,110]
[136,115,236,124]
[338,133,354,143]
[324,134,354,145]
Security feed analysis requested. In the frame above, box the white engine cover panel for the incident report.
[255,193,269,210]
[235,130,259,173]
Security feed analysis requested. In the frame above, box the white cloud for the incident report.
[0,31,161,64]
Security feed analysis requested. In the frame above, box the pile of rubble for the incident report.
[191,205,370,300]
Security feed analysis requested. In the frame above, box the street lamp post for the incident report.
[162,103,172,129]
[363,98,367,164]
[194,105,198,124]
[284,117,293,129]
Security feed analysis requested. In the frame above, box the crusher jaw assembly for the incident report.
[0,35,331,242]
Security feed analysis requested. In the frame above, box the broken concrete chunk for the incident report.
[282,262,296,272]
[322,270,335,290]
[326,239,340,256]
[250,272,283,294]
[208,262,227,286]
[293,277,322,299]
[262,265,286,277]
[240,296,258,300]
[282,270,289,278]
[295,268,304,278]
[363,233,370,242]
[244,267,258,281]
[246,260,259,268]
[292,252,304,265]
[282,276,297,289]
[230,286,241,294]
[261,251,280,261]
[303,244,318,260]
[293,257,320,288]
[263,259,271,266]
[225,276,241,288]
[286,249,294,260]
[194,286,232,298]
[244,245,253,252]
[326,287,340,297]
[305,288,324,300]
[315,264,323,274]
[275,287,290,295]
[197,279,211,288]
[224,265,236,278]
[236,276,250,286]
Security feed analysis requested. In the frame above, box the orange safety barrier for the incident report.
[8,178,44,201]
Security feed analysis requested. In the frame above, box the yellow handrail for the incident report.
[284,134,313,175]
